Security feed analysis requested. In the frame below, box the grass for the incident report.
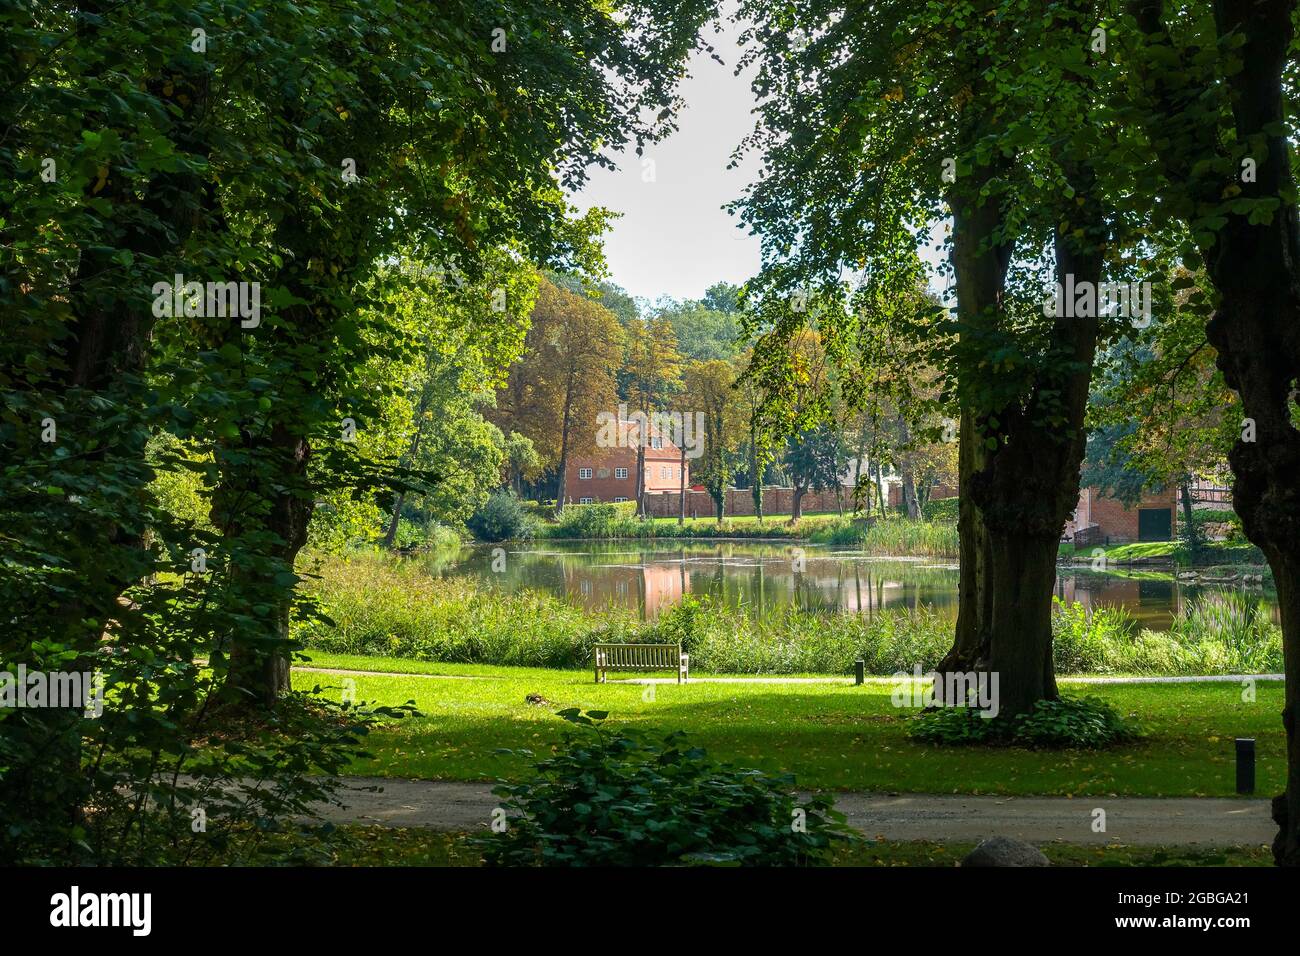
[292,651,1287,797]
[325,827,1273,867]
[297,551,1285,676]
[810,517,959,557]
[536,510,848,540]
[1061,539,1267,567]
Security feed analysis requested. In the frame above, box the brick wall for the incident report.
[563,444,688,504]
[642,486,848,518]
[1067,486,1177,543]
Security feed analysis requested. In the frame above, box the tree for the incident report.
[518,278,624,515]
[620,316,684,513]
[783,424,846,522]
[655,297,745,361]
[500,432,543,497]
[1123,0,1300,864]
[683,359,743,523]
[732,0,1128,718]
[0,0,719,859]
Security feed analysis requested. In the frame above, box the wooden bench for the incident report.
[593,643,689,684]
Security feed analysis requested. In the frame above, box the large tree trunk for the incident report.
[1131,0,1300,865]
[1205,28,1300,858]
[791,483,806,523]
[937,132,1102,715]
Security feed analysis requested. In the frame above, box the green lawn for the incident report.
[328,828,1273,867]
[1059,539,1266,566]
[295,651,1287,797]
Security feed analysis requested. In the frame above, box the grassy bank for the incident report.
[1060,539,1267,567]
[291,654,1287,796]
[297,552,1284,676]
[534,509,846,540]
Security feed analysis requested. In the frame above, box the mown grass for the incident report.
[291,655,1287,797]
[326,827,1272,867]
[1061,539,1267,567]
[297,552,1284,676]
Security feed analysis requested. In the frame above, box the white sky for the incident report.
[570,11,952,308]
[571,14,762,304]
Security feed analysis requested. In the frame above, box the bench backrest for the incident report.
[594,643,681,669]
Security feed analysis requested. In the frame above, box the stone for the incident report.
[961,836,1051,867]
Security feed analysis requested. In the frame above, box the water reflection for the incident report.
[428,541,1275,633]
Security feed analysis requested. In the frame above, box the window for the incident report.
[579,496,593,505]
[615,467,628,480]
[578,468,592,480]
[651,437,663,449]
[613,497,627,503]
[660,466,670,479]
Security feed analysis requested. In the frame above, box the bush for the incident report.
[922,496,959,521]
[474,709,855,866]
[1051,598,1137,674]
[909,695,1140,749]
[467,490,535,542]
[1166,591,1282,674]
[549,501,642,538]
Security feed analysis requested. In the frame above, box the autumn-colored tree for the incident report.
[683,359,744,523]
[495,278,624,513]
[620,316,684,513]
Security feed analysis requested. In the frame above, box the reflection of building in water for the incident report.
[1055,574,1175,630]
[564,561,686,618]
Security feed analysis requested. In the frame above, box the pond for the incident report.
[427,540,1277,633]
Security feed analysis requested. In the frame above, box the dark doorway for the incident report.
[1138,507,1172,542]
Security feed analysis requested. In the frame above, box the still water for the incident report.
[427,541,1276,633]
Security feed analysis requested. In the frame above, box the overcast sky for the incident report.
[570,12,951,309]
[571,14,761,305]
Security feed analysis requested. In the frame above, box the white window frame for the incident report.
[579,496,594,505]
[615,467,628,480]
[578,467,592,480]
[613,497,627,503]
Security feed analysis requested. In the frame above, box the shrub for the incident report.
[1166,591,1281,674]
[922,496,959,521]
[909,695,1141,749]
[474,710,855,866]
[1051,598,1136,674]
[467,490,535,542]
[550,501,643,538]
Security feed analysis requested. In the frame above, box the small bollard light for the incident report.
[854,658,865,686]
[1235,738,1256,794]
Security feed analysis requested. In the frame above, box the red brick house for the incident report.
[562,422,689,506]
[1065,486,1177,545]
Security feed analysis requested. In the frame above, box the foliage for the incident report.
[474,709,854,866]
[921,497,959,522]
[910,696,1140,749]
[0,0,716,864]
[810,517,959,557]
[467,490,537,542]
[298,553,1283,676]
[550,501,643,538]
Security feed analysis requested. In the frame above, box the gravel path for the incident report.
[319,778,1274,846]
